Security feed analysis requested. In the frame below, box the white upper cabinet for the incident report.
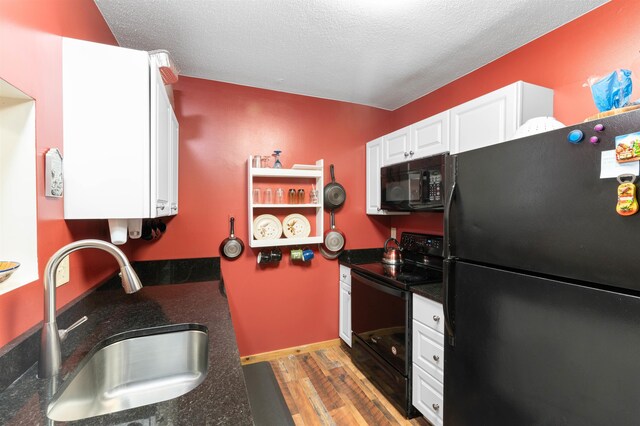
[62,38,178,220]
[366,138,384,215]
[366,138,409,215]
[411,111,450,159]
[450,81,553,154]
[382,126,411,165]
[383,111,450,166]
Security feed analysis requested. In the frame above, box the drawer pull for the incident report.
[433,355,440,362]
[342,274,347,279]
[433,315,441,322]
[432,403,440,411]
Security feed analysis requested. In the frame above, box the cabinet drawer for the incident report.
[339,264,351,285]
[413,294,444,334]
[412,363,444,426]
[412,320,444,383]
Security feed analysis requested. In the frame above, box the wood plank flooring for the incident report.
[269,344,430,426]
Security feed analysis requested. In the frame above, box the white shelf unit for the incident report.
[248,156,324,248]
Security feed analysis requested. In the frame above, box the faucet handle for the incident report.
[58,316,88,342]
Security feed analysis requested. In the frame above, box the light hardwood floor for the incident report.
[269,344,430,426]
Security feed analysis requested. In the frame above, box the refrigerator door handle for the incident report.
[443,258,455,346]
[443,155,457,259]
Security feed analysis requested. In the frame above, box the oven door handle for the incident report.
[351,271,407,299]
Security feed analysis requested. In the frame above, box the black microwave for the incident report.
[380,153,449,211]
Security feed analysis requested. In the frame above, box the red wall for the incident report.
[3,0,640,356]
[0,0,119,348]
[391,0,640,236]
[127,78,395,355]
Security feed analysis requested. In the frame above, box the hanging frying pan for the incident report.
[322,211,345,254]
[220,217,244,260]
[324,164,346,210]
[319,244,341,260]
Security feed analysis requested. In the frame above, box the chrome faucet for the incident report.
[38,239,143,379]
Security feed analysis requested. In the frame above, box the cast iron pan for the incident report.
[324,164,346,210]
[220,217,244,260]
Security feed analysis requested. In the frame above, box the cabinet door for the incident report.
[169,108,179,214]
[62,38,150,219]
[339,280,351,347]
[449,83,517,154]
[366,139,409,216]
[151,67,172,217]
[382,126,411,165]
[366,139,384,214]
[411,111,450,159]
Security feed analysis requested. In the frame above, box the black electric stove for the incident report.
[350,233,444,289]
[350,232,443,419]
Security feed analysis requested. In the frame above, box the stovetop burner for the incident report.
[353,261,442,287]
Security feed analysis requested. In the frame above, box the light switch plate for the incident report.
[391,227,397,239]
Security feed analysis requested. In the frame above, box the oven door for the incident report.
[351,270,409,375]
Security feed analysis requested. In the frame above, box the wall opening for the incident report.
[0,78,38,294]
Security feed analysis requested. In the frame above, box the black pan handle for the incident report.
[443,258,455,346]
[229,217,235,238]
[330,164,336,183]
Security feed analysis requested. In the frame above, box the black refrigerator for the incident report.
[443,111,640,426]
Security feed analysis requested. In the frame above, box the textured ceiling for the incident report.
[95,0,609,110]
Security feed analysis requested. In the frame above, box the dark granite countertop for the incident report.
[411,282,443,305]
[0,262,253,425]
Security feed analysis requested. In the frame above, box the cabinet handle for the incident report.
[433,355,440,362]
[377,207,382,211]
[409,150,415,156]
[433,315,441,322]
[348,291,351,295]
[157,204,166,210]
[171,206,177,211]
[342,274,347,279]
[404,152,410,157]
[432,403,440,411]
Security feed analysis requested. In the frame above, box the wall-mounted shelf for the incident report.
[248,156,324,248]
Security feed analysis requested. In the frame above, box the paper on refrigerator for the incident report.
[600,150,639,179]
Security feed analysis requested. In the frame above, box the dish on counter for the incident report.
[282,214,311,239]
[253,214,283,240]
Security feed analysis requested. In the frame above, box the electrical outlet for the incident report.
[391,227,397,239]
[56,255,70,287]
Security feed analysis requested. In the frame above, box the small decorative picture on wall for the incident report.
[45,148,63,198]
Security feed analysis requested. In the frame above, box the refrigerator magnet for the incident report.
[616,174,638,216]
[614,131,640,163]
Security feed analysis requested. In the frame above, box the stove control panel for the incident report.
[400,232,444,257]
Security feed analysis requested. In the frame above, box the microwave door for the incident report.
[407,171,422,207]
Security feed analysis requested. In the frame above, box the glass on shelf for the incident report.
[275,188,284,204]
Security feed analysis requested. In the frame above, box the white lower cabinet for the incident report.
[412,293,444,424]
[413,363,444,426]
[339,265,351,347]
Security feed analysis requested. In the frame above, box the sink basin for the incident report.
[47,323,209,422]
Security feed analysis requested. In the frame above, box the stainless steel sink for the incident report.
[47,323,209,422]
